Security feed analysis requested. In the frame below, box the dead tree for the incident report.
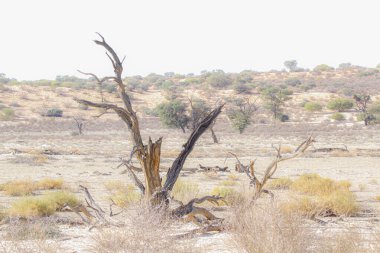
[231,137,314,200]
[353,94,372,125]
[74,34,224,216]
[73,117,85,135]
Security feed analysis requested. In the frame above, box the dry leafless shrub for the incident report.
[228,200,380,253]
[229,201,314,253]
[90,204,199,253]
[0,218,63,253]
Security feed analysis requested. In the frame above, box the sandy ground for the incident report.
[0,116,380,252]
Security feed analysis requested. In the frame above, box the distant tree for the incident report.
[285,77,301,87]
[262,87,292,121]
[338,63,352,69]
[327,98,353,112]
[313,64,334,72]
[206,70,231,88]
[353,94,372,125]
[227,98,257,133]
[156,100,189,132]
[284,60,298,72]
[188,98,219,143]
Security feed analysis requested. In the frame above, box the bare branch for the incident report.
[164,104,224,191]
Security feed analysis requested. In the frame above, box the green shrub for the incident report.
[206,71,232,88]
[234,83,251,94]
[0,107,15,121]
[313,64,334,72]
[327,98,353,112]
[45,108,63,117]
[155,100,189,132]
[227,110,250,134]
[331,113,345,121]
[285,78,301,87]
[304,102,322,112]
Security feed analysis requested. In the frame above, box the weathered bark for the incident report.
[163,104,224,192]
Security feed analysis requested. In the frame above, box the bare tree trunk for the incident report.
[75,34,223,205]
[210,127,218,143]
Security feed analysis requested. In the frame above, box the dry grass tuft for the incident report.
[44,191,80,210]
[267,177,293,190]
[290,173,350,196]
[37,178,64,190]
[9,196,57,218]
[230,200,379,253]
[359,183,367,191]
[279,145,293,154]
[230,201,313,253]
[282,174,358,217]
[211,186,244,205]
[8,191,80,218]
[1,180,37,196]
[375,195,380,201]
[0,178,65,196]
[171,179,199,203]
[105,180,140,207]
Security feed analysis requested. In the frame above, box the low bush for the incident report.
[331,112,345,121]
[45,108,63,117]
[327,98,353,112]
[304,102,322,112]
[0,107,15,121]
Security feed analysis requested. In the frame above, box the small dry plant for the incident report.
[229,201,314,253]
[0,218,62,253]
[90,205,198,253]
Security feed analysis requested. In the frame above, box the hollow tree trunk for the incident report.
[140,138,162,197]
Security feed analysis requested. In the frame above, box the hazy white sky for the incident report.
[1,0,379,80]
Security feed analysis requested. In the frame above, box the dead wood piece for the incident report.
[172,195,225,219]
[198,164,229,172]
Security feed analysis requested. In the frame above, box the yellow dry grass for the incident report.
[0,178,65,196]
[37,178,64,190]
[104,180,140,207]
[282,174,358,217]
[171,179,199,203]
[267,177,293,190]
[1,180,37,196]
[8,191,80,218]
[290,173,350,196]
